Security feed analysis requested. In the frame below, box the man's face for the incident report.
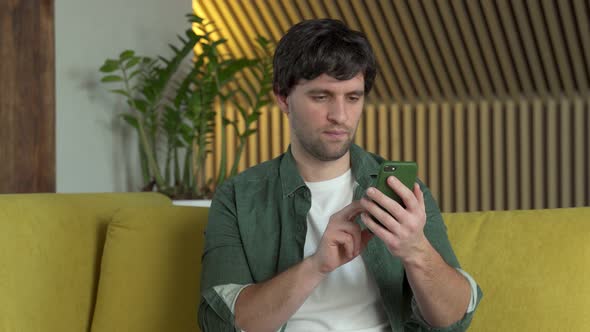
[277,73,365,162]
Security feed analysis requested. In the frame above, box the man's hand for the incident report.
[360,176,429,264]
[310,201,374,274]
[360,176,472,328]
[234,201,374,332]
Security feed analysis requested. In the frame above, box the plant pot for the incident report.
[172,199,212,208]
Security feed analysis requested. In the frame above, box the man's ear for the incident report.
[274,93,289,115]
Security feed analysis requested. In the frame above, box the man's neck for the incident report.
[291,145,351,183]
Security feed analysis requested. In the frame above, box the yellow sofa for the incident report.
[0,192,208,332]
[445,207,590,332]
[1,192,588,331]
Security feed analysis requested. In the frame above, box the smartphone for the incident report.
[374,161,418,208]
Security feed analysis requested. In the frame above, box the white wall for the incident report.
[56,0,190,192]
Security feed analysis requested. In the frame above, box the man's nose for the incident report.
[327,99,347,123]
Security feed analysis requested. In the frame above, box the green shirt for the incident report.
[198,144,482,331]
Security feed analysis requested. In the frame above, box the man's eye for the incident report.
[312,95,328,101]
[348,96,361,102]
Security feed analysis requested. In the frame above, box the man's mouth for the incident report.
[323,129,349,138]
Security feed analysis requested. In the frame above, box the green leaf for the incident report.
[232,103,247,117]
[110,89,130,98]
[133,99,148,113]
[255,36,270,47]
[121,114,139,128]
[99,59,120,73]
[220,89,238,102]
[124,56,141,69]
[101,75,123,83]
[216,64,248,87]
[186,13,204,23]
[185,29,199,40]
[246,111,261,123]
[255,100,271,109]
[176,34,187,44]
[128,69,142,80]
[243,128,258,136]
[158,56,170,65]
[169,44,181,54]
[210,39,228,49]
[119,50,135,60]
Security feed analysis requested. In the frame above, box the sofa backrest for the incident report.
[444,207,590,332]
[89,205,208,332]
[0,193,170,332]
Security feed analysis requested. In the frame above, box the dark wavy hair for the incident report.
[273,19,377,97]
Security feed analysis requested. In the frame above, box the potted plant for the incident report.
[98,13,273,201]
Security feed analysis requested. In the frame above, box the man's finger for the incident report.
[389,176,419,210]
[338,221,363,256]
[414,183,425,209]
[361,212,400,242]
[334,232,355,259]
[354,233,361,257]
[336,200,365,222]
[364,187,408,222]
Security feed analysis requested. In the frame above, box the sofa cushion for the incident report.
[444,207,590,332]
[0,192,170,332]
[90,205,208,332]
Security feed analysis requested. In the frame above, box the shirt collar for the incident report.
[279,146,307,198]
[349,143,380,189]
[279,144,381,198]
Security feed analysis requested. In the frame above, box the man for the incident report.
[198,19,481,332]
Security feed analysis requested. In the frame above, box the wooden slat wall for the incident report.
[208,97,590,212]
[196,0,590,211]
[196,0,590,104]
[0,0,55,193]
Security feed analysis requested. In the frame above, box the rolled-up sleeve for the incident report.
[409,269,481,331]
[198,181,254,332]
[404,182,483,332]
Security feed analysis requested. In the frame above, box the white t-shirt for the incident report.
[285,169,390,331]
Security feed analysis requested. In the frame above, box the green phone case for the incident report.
[375,161,418,207]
